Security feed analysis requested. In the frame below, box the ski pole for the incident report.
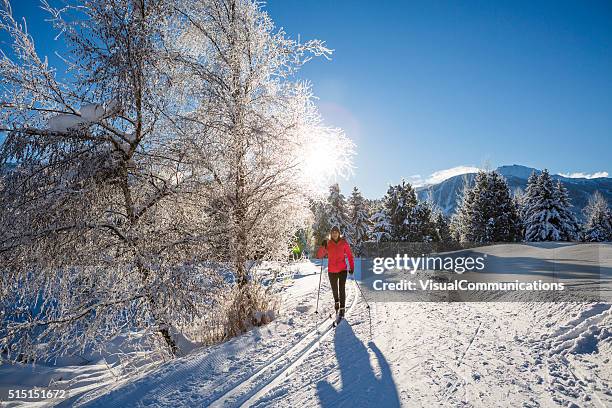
[315,261,323,314]
[353,277,373,339]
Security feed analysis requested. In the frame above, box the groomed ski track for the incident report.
[209,275,359,407]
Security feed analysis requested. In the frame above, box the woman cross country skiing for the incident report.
[316,225,354,324]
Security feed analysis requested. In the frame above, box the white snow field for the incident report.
[1,244,611,407]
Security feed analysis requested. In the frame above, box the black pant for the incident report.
[328,271,347,315]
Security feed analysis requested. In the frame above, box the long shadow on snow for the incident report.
[316,322,399,408]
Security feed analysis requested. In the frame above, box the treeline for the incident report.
[312,169,612,252]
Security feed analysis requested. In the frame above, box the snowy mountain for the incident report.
[416,164,612,219]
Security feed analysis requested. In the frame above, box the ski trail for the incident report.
[458,321,482,367]
[81,267,339,408]
[538,303,612,407]
[546,303,610,356]
[203,314,333,405]
[568,363,607,408]
[442,318,482,404]
[208,279,358,408]
[242,283,360,406]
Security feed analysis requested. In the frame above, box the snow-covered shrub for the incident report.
[192,281,279,345]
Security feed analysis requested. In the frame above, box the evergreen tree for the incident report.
[383,181,418,241]
[512,187,526,238]
[370,205,391,243]
[524,170,577,241]
[521,171,540,221]
[376,180,436,242]
[582,191,612,242]
[451,179,475,241]
[311,200,330,245]
[554,180,580,240]
[452,170,521,242]
[512,187,527,239]
[348,187,370,255]
[487,171,522,242]
[326,183,352,242]
[433,212,453,243]
[405,201,437,242]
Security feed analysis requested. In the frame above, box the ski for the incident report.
[332,306,346,327]
[332,314,344,327]
[316,312,335,334]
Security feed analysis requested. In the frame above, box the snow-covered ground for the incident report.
[1,245,611,407]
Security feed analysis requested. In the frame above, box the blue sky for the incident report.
[2,0,612,198]
[266,0,612,197]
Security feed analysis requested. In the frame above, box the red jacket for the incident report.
[316,238,354,273]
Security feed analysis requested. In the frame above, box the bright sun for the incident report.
[301,128,355,195]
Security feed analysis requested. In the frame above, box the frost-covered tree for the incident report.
[582,191,612,242]
[173,0,353,283]
[433,211,453,243]
[375,180,434,242]
[554,180,580,240]
[311,200,331,246]
[326,183,352,241]
[0,0,210,358]
[0,0,353,360]
[348,186,370,255]
[405,201,437,242]
[452,170,520,242]
[370,206,391,243]
[512,187,526,238]
[383,181,416,241]
[524,170,577,242]
[450,179,471,241]
[521,171,540,221]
